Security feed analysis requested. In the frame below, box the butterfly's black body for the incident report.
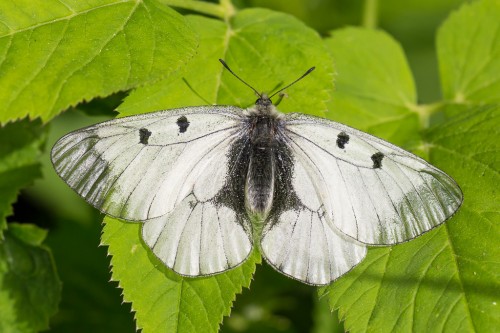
[230,95,297,221]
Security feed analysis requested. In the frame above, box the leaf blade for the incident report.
[0,0,198,124]
[0,223,61,333]
[437,0,500,103]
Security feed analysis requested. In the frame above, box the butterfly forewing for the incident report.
[283,113,463,245]
[51,106,244,221]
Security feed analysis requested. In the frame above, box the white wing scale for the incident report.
[261,207,367,285]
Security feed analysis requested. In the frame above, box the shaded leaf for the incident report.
[46,212,136,333]
[0,119,46,237]
[0,223,61,333]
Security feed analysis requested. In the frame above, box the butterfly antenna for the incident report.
[182,78,211,104]
[269,66,315,99]
[219,59,261,97]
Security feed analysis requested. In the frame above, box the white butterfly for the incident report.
[51,60,463,285]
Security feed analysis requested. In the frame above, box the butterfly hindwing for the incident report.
[283,113,463,245]
[259,140,367,285]
[140,126,254,276]
[142,194,253,276]
[261,205,367,285]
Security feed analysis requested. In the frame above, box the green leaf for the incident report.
[45,211,136,333]
[0,223,61,333]
[437,0,500,104]
[0,0,198,124]
[320,4,499,330]
[0,119,46,237]
[324,27,421,148]
[119,9,334,116]
[8,222,47,246]
[102,217,261,333]
[102,8,334,332]
[424,106,499,332]
[319,106,499,332]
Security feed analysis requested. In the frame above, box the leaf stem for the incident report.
[362,0,378,29]
[160,0,235,20]
[413,102,443,129]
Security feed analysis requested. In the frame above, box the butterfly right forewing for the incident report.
[283,113,463,245]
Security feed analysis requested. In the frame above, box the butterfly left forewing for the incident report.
[283,113,463,245]
[51,106,244,221]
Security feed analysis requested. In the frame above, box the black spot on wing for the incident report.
[371,152,384,169]
[177,116,190,133]
[336,132,349,149]
[139,128,151,144]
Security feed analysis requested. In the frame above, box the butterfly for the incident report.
[51,60,463,285]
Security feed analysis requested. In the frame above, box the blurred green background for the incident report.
[9,0,467,332]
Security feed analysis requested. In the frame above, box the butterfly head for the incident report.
[251,93,282,118]
[256,93,273,107]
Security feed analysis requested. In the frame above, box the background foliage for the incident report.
[0,0,498,332]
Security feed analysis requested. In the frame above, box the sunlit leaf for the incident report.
[0,0,197,123]
[437,0,500,104]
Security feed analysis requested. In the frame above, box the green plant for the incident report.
[0,0,498,332]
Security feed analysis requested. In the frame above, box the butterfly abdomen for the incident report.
[245,115,280,216]
[246,145,275,216]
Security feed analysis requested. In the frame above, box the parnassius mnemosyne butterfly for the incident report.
[51,59,463,285]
